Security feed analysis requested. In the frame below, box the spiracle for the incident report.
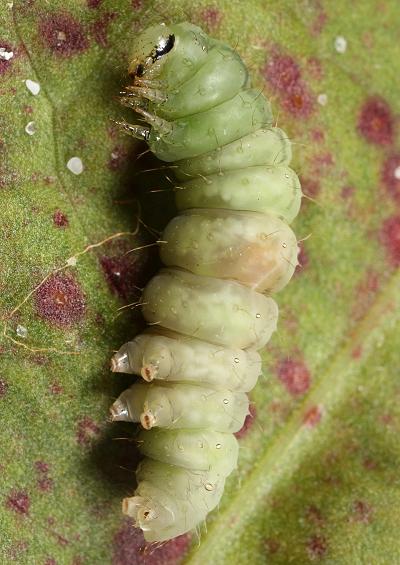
[110,22,302,542]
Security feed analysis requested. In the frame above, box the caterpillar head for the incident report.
[128,24,176,80]
[128,22,210,87]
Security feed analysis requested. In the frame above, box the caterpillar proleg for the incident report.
[110,22,302,542]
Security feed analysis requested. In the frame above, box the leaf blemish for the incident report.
[381,215,400,266]
[39,11,89,56]
[6,490,30,515]
[35,273,86,327]
[358,96,394,146]
[277,357,311,396]
[263,49,315,118]
[53,209,69,228]
[76,416,100,446]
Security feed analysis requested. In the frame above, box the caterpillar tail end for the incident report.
[122,495,175,542]
[110,350,130,373]
[109,398,130,421]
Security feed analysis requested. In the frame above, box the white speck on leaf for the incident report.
[16,325,28,338]
[25,121,36,136]
[67,256,77,267]
[67,157,84,175]
[317,94,328,106]
[394,166,400,180]
[334,36,347,54]
[0,48,14,61]
[25,79,41,95]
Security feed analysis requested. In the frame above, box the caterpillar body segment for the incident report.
[111,21,302,542]
[111,331,261,392]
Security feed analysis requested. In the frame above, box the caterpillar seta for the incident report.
[109,22,302,542]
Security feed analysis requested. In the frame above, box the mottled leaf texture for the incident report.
[1,1,400,564]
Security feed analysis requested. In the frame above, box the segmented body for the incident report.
[110,22,302,543]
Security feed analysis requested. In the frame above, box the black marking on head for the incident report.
[135,64,144,77]
[154,34,175,60]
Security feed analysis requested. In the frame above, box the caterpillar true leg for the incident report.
[114,120,150,141]
[109,22,302,543]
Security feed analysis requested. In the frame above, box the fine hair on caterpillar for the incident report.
[109,21,302,543]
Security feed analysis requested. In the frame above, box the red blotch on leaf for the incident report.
[350,500,373,524]
[131,0,143,9]
[0,377,8,398]
[53,209,69,227]
[358,97,394,146]
[307,535,327,560]
[100,250,144,301]
[112,520,190,565]
[87,0,102,7]
[39,12,89,56]
[277,357,311,396]
[381,215,400,266]
[199,7,223,31]
[234,403,256,439]
[381,154,400,203]
[44,559,57,565]
[263,51,314,118]
[35,461,54,492]
[49,381,64,395]
[35,273,86,327]
[6,491,30,515]
[301,177,321,199]
[76,416,100,446]
[92,12,117,48]
[0,41,14,76]
[306,505,324,526]
[303,405,322,427]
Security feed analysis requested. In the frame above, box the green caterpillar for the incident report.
[109,22,302,543]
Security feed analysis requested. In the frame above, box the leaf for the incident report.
[1,1,399,564]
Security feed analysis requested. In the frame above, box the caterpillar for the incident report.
[109,22,302,543]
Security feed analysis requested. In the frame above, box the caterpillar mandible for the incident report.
[109,22,302,543]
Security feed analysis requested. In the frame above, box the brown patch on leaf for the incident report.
[350,500,373,524]
[39,11,89,56]
[76,416,100,446]
[303,405,322,427]
[358,97,394,146]
[53,209,69,227]
[263,49,314,118]
[277,357,311,396]
[35,273,86,327]
[381,215,400,266]
[6,490,30,515]
[307,535,327,560]
[199,7,223,31]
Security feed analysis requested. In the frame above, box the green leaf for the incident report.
[1,1,399,564]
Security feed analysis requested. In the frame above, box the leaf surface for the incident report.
[1,1,400,564]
